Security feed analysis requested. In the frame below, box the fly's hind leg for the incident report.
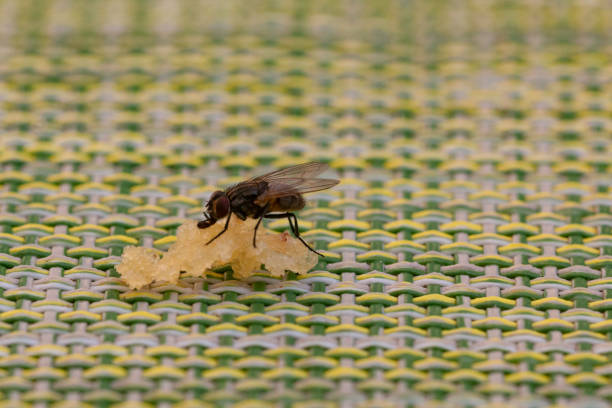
[288,213,323,257]
[206,211,232,245]
[264,212,323,256]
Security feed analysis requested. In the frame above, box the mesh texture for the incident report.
[0,1,611,407]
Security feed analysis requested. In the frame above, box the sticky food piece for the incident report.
[116,218,318,289]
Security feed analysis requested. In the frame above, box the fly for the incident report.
[197,162,339,256]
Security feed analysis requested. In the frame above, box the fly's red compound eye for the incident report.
[209,190,223,203]
[214,195,230,218]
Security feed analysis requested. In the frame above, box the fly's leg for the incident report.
[206,211,232,245]
[264,213,323,256]
[252,204,269,248]
[288,213,323,256]
[253,216,263,248]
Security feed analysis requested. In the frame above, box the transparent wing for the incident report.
[250,162,339,200]
[250,162,331,183]
[258,178,340,199]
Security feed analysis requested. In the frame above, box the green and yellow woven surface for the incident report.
[1,0,612,407]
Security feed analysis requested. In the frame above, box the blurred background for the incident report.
[0,1,612,407]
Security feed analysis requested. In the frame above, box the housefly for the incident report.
[198,162,339,256]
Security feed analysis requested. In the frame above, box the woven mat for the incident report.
[0,1,611,407]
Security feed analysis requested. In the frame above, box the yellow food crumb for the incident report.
[116,218,318,289]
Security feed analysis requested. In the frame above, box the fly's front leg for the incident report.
[206,211,232,245]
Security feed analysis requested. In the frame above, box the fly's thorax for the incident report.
[229,192,266,219]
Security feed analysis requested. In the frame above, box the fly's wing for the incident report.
[249,162,330,182]
[258,178,340,199]
[251,162,339,200]
[226,162,333,199]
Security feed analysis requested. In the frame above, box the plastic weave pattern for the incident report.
[0,1,611,407]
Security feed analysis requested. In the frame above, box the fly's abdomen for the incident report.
[270,194,305,212]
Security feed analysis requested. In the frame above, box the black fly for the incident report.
[198,162,339,256]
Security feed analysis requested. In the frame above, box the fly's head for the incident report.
[197,190,230,229]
